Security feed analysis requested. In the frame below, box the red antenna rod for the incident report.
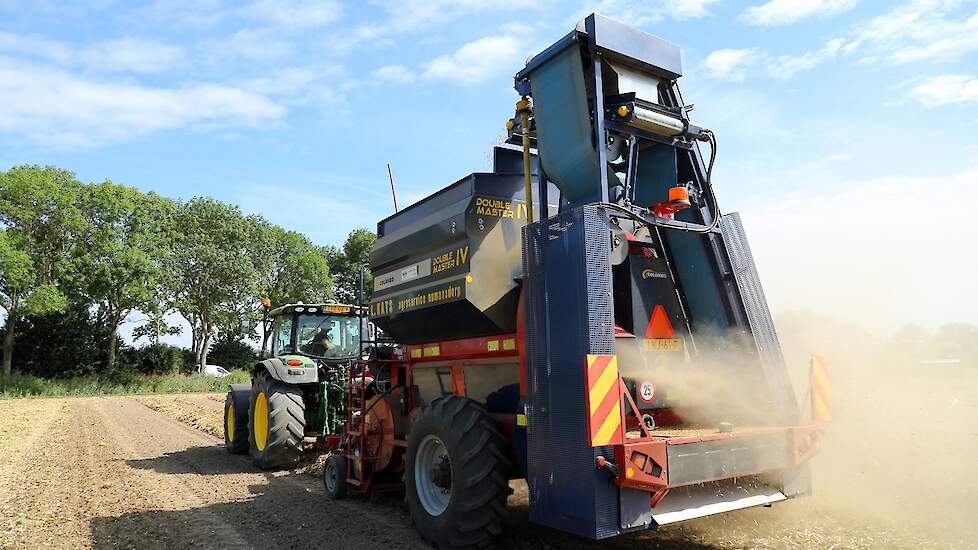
[387,163,399,212]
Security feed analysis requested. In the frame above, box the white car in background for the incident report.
[198,364,230,377]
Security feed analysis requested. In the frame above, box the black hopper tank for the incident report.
[369,148,555,344]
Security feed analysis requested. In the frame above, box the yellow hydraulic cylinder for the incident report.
[516,97,533,225]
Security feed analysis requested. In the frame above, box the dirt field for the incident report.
[1,367,975,550]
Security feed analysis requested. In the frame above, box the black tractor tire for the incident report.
[323,453,348,499]
[248,370,306,470]
[224,384,250,454]
[404,396,510,549]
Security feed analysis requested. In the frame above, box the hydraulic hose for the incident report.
[601,129,719,234]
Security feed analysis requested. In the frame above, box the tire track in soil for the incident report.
[0,397,423,549]
[90,396,424,549]
[0,399,69,549]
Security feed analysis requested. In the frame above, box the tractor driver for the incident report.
[301,325,334,356]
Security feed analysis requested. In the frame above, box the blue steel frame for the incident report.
[516,10,805,541]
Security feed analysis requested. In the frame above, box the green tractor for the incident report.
[224,303,362,469]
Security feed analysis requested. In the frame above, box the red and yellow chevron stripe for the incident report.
[585,354,624,447]
[810,355,831,422]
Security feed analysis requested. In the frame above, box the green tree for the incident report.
[131,313,182,346]
[208,334,258,372]
[11,297,106,378]
[75,182,173,370]
[171,198,259,368]
[132,217,182,347]
[326,228,376,305]
[252,223,333,350]
[134,343,184,375]
[0,166,83,375]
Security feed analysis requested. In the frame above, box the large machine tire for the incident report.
[224,384,250,454]
[323,453,348,499]
[249,370,306,470]
[405,396,510,548]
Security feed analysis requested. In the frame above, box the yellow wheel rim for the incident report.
[254,392,269,451]
[227,404,235,442]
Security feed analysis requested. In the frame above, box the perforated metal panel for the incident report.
[523,206,622,539]
[584,207,615,355]
[720,212,798,423]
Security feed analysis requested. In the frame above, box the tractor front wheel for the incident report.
[249,370,306,470]
[405,396,510,548]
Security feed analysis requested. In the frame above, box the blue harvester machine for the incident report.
[324,13,823,548]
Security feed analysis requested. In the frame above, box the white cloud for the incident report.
[499,21,536,35]
[351,0,528,44]
[132,0,342,29]
[423,35,522,85]
[703,49,759,81]
[0,31,72,64]
[662,0,721,20]
[242,65,347,108]
[130,0,226,28]
[78,38,183,73]
[372,65,416,84]
[850,1,978,65]
[581,0,720,26]
[906,74,978,107]
[709,2,978,82]
[0,57,284,148]
[770,37,844,78]
[702,38,844,81]
[740,0,856,26]
[0,31,183,73]
[202,28,295,62]
[241,0,342,29]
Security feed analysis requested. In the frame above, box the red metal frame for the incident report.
[338,336,825,500]
[340,358,407,493]
[404,333,520,364]
[581,353,823,495]
[337,331,521,493]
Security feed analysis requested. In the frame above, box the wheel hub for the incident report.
[415,434,452,516]
[429,456,452,490]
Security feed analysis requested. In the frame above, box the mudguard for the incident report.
[258,356,318,385]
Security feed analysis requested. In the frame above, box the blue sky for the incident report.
[2,0,977,333]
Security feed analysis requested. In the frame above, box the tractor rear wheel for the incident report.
[224,384,250,454]
[405,396,510,548]
[248,370,306,470]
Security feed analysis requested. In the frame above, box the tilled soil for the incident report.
[0,392,972,549]
[0,396,420,550]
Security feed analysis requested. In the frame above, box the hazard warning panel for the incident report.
[584,354,624,447]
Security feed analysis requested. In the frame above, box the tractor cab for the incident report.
[264,303,362,362]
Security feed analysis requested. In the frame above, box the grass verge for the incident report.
[0,370,251,399]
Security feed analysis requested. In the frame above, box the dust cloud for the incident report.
[616,330,792,429]
[776,311,978,546]
[615,311,977,547]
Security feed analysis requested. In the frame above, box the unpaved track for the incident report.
[0,393,971,549]
[0,397,421,550]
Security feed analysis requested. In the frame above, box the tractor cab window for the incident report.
[272,316,294,356]
[296,315,361,359]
